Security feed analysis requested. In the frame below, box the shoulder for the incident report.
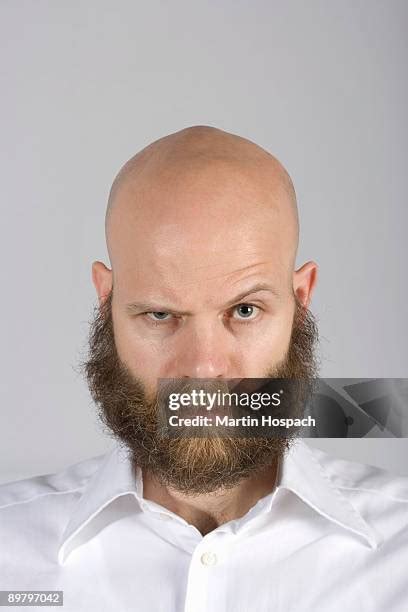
[0,452,109,583]
[308,443,408,501]
[307,443,408,540]
[0,452,107,512]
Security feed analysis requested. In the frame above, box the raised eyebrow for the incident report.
[224,283,282,308]
[125,282,281,316]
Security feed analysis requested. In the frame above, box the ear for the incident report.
[91,261,113,307]
[292,261,318,308]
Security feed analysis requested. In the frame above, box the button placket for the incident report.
[183,536,224,612]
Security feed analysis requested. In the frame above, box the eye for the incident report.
[231,303,260,323]
[145,311,173,325]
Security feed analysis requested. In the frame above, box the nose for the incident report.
[174,319,231,379]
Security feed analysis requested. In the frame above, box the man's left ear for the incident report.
[293,261,318,308]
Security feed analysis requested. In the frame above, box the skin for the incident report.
[91,125,318,534]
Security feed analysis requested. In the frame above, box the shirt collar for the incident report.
[58,439,381,565]
[273,439,381,550]
[58,444,143,565]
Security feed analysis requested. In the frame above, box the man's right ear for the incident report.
[91,261,113,307]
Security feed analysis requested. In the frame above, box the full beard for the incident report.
[80,290,319,495]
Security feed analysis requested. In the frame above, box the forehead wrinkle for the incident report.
[130,268,284,315]
[172,261,274,287]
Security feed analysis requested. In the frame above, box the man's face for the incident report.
[106,168,302,396]
[85,164,319,494]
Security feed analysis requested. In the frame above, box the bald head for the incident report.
[105,125,299,271]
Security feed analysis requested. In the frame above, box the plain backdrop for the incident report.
[0,1,407,484]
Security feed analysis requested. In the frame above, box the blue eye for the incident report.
[232,304,260,321]
[146,312,172,322]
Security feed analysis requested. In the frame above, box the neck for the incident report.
[141,460,280,535]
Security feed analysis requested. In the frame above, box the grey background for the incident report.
[0,1,407,484]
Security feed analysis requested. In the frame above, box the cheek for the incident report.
[246,313,294,361]
[113,317,163,375]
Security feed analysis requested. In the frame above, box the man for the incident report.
[0,126,407,612]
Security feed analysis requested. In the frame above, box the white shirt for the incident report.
[1,439,407,612]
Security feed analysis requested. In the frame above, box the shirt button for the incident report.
[200,551,218,566]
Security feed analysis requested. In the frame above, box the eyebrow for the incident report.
[125,282,282,316]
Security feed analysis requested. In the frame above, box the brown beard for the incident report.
[80,290,319,495]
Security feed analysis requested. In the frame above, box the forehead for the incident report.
[111,226,292,308]
[107,159,296,298]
